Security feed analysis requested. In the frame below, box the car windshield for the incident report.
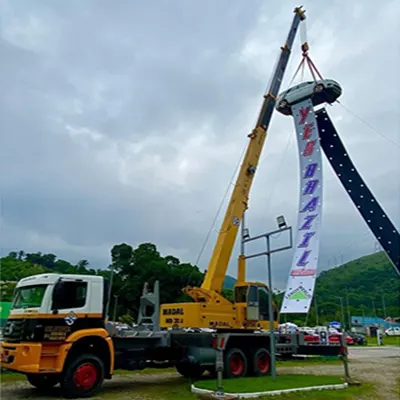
[12,284,48,309]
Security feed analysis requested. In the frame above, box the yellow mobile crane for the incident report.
[160,6,306,331]
[1,10,345,398]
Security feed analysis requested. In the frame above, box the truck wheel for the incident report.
[27,373,59,389]
[176,362,205,379]
[60,353,105,399]
[224,348,247,378]
[251,348,271,376]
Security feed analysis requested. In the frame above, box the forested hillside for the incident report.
[1,246,398,325]
[276,251,400,326]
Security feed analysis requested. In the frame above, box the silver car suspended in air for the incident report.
[276,79,342,115]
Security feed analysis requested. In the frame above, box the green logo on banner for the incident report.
[287,287,310,300]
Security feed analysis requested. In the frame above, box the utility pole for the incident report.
[242,214,293,381]
[336,296,345,330]
[381,294,387,319]
[372,300,377,317]
[346,289,351,329]
[314,296,319,326]
[105,265,115,320]
[113,295,119,322]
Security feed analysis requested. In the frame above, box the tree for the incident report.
[8,251,17,259]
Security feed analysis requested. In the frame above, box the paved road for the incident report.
[348,345,400,359]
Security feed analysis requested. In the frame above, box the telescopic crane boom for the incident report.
[199,7,306,295]
[160,7,306,330]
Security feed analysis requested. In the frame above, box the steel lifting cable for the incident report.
[288,19,324,86]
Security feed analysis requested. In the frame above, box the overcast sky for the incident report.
[1,0,399,289]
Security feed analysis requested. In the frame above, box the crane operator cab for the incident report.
[234,283,279,330]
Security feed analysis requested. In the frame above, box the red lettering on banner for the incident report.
[303,140,316,156]
[302,123,313,140]
[299,107,310,124]
[290,268,317,277]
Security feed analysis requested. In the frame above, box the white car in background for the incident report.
[276,78,342,116]
[385,327,400,336]
[299,326,315,335]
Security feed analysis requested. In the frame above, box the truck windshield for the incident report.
[12,284,48,309]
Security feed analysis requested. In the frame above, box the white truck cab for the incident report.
[10,273,106,317]
[4,273,108,341]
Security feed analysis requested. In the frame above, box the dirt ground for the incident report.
[1,347,399,400]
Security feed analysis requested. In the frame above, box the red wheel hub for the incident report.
[73,363,98,390]
[257,352,270,373]
[229,354,244,376]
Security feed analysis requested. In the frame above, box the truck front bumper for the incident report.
[1,341,43,373]
[0,341,70,374]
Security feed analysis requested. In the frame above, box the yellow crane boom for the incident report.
[193,6,306,297]
[160,6,306,330]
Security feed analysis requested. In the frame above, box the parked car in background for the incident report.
[299,326,315,335]
[346,331,367,345]
[385,327,400,336]
[385,326,400,336]
[329,332,355,345]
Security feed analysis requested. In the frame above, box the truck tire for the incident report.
[251,347,271,376]
[27,373,60,389]
[60,353,105,399]
[224,347,247,378]
[176,362,205,379]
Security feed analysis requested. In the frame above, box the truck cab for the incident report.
[1,273,113,398]
[2,273,108,343]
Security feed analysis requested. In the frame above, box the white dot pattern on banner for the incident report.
[315,108,400,273]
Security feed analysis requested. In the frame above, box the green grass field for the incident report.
[367,335,400,347]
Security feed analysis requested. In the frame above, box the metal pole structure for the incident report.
[243,223,292,381]
[266,235,276,380]
[340,297,345,330]
[105,265,115,320]
[337,297,345,331]
[314,296,319,326]
[381,294,387,319]
[372,300,376,317]
[346,289,351,330]
[113,295,119,322]
[215,348,224,397]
